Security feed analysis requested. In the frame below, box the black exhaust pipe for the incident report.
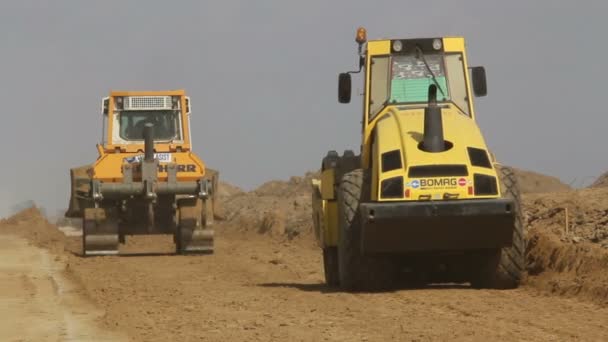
[422,85,445,152]
[143,123,154,162]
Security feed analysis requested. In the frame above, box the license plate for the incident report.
[155,153,172,162]
[124,153,173,163]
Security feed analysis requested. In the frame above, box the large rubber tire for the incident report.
[473,166,526,288]
[337,169,394,291]
[323,247,340,286]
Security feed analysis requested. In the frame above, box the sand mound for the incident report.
[500,166,571,194]
[220,172,318,238]
[522,186,608,304]
[0,206,67,254]
[526,228,608,306]
[524,187,608,247]
[590,171,608,188]
[217,181,244,200]
[213,181,244,220]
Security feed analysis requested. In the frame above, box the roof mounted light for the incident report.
[172,96,180,109]
[114,96,123,110]
[392,40,403,52]
[432,38,443,50]
[356,27,367,44]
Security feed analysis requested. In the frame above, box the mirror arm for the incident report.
[345,43,365,75]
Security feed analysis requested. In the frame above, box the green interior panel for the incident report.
[390,77,449,103]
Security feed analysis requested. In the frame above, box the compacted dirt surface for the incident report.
[2,169,608,341]
[2,199,608,342]
[0,234,127,341]
[65,232,608,342]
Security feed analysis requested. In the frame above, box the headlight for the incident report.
[432,38,442,50]
[392,40,403,52]
[114,96,123,110]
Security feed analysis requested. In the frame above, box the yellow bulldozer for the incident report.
[312,29,524,290]
[66,90,217,256]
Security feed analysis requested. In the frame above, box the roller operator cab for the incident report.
[312,29,524,290]
[67,90,218,256]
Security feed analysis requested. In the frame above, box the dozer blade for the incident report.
[83,208,119,256]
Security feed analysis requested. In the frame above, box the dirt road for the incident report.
[2,207,607,342]
[0,234,127,342]
[59,230,607,342]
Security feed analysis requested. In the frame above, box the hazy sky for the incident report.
[1,1,606,216]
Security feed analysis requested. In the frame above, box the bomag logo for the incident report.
[420,178,458,187]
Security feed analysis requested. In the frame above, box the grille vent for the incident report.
[124,96,173,110]
[408,165,468,178]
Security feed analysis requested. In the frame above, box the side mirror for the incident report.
[471,66,487,97]
[338,73,352,103]
[102,97,109,115]
[185,96,191,114]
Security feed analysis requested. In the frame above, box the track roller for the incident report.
[83,207,119,256]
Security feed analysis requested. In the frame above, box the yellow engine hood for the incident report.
[376,106,489,166]
[373,106,499,201]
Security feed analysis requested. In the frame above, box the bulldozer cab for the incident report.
[100,90,193,153]
[120,110,180,142]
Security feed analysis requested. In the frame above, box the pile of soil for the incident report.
[526,228,608,306]
[0,206,67,254]
[219,172,318,238]
[523,187,608,248]
[501,166,571,194]
[591,171,608,188]
[522,185,608,305]
[213,181,245,220]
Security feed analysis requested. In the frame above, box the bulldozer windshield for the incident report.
[119,110,182,142]
[369,53,470,119]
